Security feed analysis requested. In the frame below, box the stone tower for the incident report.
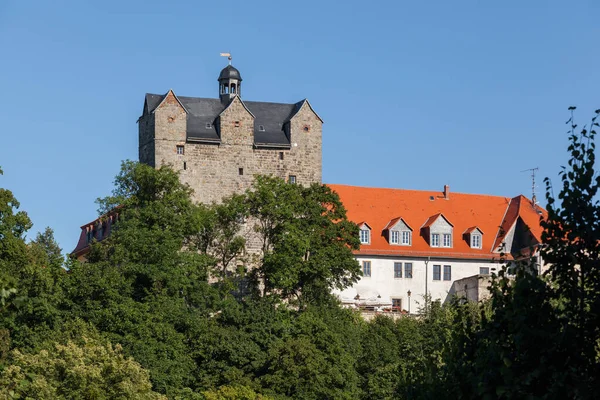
[138,63,323,204]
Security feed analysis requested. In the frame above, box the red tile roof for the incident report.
[327,184,546,261]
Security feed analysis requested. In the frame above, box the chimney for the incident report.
[443,185,450,200]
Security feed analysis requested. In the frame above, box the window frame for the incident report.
[471,233,482,249]
[401,230,411,245]
[479,266,490,275]
[360,229,370,244]
[392,298,402,312]
[362,260,371,277]
[394,262,402,278]
[442,233,452,247]
[176,145,185,155]
[289,175,297,184]
[443,265,451,281]
[431,233,440,247]
[390,230,400,244]
[433,264,441,281]
[404,262,413,279]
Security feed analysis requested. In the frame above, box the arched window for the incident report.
[231,83,236,94]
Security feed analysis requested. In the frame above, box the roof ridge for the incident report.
[327,183,511,199]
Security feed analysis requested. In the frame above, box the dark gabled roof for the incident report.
[246,101,298,148]
[143,93,309,147]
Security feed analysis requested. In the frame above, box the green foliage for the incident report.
[0,336,166,400]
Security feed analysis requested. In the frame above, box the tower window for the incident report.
[259,125,265,131]
[279,152,284,160]
[176,145,184,155]
[239,168,244,176]
[183,161,187,170]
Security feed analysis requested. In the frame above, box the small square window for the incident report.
[443,265,452,281]
[390,230,400,244]
[289,175,296,184]
[362,261,371,277]
[259,125,265,131]
[443,233,452,247]
[303,125,310,132]
[239,168,244,175]
[433,265,441,281]
[394,262,402,278]
[360,229,370,244]
[404,263,413,279]
[176,145,184,155]
[479,267,490,275]
[234,121,240,127]
[205,122,212,129]
[431,233,440,247]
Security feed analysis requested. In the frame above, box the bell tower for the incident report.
[218,58,242,104]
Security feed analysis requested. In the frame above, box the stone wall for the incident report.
[139,94,322,205]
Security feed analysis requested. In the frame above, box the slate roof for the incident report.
[143,93,306,147]
[328,184,547,260]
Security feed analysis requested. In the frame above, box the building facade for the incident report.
[137,64,323,204]
[329,184,546,314]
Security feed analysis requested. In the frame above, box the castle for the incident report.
[73,63,546,315]
[138,63,323,204]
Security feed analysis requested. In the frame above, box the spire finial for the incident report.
[220,52,232,65]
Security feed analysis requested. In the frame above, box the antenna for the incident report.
[521,167,539,205]
[220,52,232,65]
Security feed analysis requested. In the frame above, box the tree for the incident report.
[246,176,361,306]
[0,336,166,399]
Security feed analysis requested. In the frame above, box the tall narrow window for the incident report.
[401,231,411,245]
[362,261,371,277]
[360,229,370,244]
[443,265,452,281]
[433,265,441,281]
[431,233,440,247]
[279,152,284,160]
[176,145,184,155]
[289,175,296,184]
[471,233,482,249]
[392,298,402,312]
[390,230,400,244]
[443,233,452,247]
[394,262,402,278]
[183,161,187,170]
[404,263,413,279]
[239,168,244,176]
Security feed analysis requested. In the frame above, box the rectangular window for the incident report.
[392,298,402,312]
[471,234,482,249]
[394,262,402,278]
[404,262,413,278]
[443,265,451,281]
[431,233,440,247]
[176,145,184,155]
[433,265,441,281]
[479,267,490,275]
[239,168,244,175]
[443,233,452,247]
[279,152,284,160]
[289,175,296,184]
[362,261,371,277]
[390,230,399,244]
[360,229,370,244]
[402,231,411,245]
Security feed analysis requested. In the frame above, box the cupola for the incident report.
[218,64,242,104]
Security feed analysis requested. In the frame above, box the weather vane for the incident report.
[220,52,232,65]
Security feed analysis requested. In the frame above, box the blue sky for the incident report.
[0,0,598,252]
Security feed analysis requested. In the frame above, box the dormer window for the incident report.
[258,125,265,131]
[384,217,413,246]
[465,227,484,249]
[359,223,371,244]
[423,213,453,248]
